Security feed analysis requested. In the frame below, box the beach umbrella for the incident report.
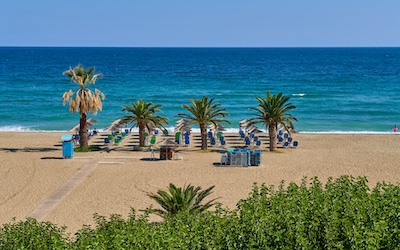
[208,123,226,131]
[248,126,263,134]
[239,119,252,126]
[87,118,98,126]
[175,119,191,133]
[158,137,177,147]
[68,118,99,132]
[104,118,126,132]
[176,118,189,126]
[68,124,80,133]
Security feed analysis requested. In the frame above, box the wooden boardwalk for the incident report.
[26,156,103,221]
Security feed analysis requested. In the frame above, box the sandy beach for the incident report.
[0,132,399,233]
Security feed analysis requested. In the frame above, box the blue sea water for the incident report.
[1,47,400,133]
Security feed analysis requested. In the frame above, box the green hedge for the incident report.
[1,176,399,249]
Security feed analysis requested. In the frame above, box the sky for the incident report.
[1,0,399,47]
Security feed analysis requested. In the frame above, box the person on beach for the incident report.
[392,125,398,133]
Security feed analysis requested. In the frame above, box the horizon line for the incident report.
[1,46,400,49]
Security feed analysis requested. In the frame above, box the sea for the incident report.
[1,47,400,134]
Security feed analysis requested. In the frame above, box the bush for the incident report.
[0,218,70,249]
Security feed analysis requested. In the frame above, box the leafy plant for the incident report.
[0,218,70,249]
[145,183,218,218]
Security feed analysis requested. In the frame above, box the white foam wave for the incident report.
[0,125,36,132]
[292,93,305,97]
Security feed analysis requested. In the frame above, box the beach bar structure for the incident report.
[160,146,173,160]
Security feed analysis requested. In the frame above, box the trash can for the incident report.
[61,134,74,158]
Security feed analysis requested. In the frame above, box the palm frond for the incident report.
[147,183,217,219]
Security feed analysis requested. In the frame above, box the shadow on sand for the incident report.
[0,147,59,153]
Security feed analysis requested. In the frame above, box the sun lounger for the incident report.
[283,141,289,148]
[291,141,298,148]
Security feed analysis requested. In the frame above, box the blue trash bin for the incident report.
[61,134,74,158]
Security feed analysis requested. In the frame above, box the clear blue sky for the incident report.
[1,0,399,47]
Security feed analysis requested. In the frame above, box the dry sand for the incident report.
[0,132,399,233]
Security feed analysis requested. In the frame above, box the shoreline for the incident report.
[0,129,396,135]
[0,132,399,233]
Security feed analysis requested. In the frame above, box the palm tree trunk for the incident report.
[139,122,146,147]
[200,123,208,150]
[269,123,278,151]
[79,112,89,148]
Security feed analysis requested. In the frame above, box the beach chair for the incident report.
[175,132,181,144]
[163,129,169,136]
[104,138,110,145]
[287,137,293,143]
[210,138,216,147]
[150,135,156,146]
[114,138,120,146]
[277,137,284,144]
[291,141,298,148]
[255,140,261,147]
[283,141,289,148]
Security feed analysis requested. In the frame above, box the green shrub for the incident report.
[0,218,70,249]
[1,176,399,249]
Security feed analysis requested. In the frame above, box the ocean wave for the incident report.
[0,125,37,132]
[292,93,306,97]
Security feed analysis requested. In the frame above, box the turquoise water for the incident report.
[1,47,400,133]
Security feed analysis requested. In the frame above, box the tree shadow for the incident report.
[0,147,59,153]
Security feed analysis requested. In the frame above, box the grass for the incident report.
[74,145,102,152]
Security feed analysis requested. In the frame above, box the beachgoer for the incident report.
[393,125,398,133]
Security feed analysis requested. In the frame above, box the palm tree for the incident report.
[62,65,105,148]
[176,96,230,150]
[121,100,168,147]
[250,92,297,151]
[147,183,218,218]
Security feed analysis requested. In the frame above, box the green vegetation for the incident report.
[250,92,297,151]
[121,100,168,147]
[74,145,102,152]
[177,96,231,150]
[62,65,105,148]
[2,176,399,249]
[145,183,218,218]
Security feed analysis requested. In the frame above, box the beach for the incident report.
[0,132,399,234]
